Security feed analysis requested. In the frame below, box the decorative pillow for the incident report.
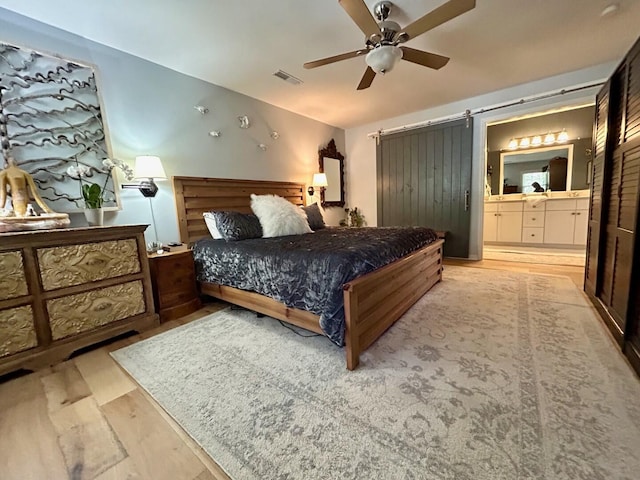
[203,211,262,241]
[302,203,326,231]
[203,212,223,239]
[250,194,313,238]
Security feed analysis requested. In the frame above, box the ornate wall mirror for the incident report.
[319,139,345,207]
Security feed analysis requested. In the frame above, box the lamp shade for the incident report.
[365,45,403,74]
[312,173,328,187]
[134,156,166,179]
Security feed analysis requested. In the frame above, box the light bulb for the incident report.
[519,137,530,148]
[544,133,555,145]
[557,129,569,142]
[531,135,542,147]
[508,138,518,150]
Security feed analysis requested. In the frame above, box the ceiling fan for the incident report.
[303,0,476,90]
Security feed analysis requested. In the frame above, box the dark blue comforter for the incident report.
[192,227,438,345]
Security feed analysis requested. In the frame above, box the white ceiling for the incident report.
[1,0,639,129]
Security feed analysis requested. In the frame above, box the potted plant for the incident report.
[340,207,366,227]
[67,158,134,226]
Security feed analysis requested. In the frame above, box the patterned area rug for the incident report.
[483,248,586,266]
[112,266,640,480]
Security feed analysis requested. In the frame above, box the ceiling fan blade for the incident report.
[400,0,475,41]
[357,66,376,90]
[339,0,381,40]
[304,49,368,69]
[400,47,450,70]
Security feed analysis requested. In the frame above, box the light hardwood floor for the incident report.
[0,259,585,480]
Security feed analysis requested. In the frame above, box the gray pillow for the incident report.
[302,203,326,231]
[208,211,263,241]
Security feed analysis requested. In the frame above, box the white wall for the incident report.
[0,8,346,243]
[345,63,617,259]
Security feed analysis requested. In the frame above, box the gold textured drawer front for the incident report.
[0,251,29,300]
[48,281,146,340]
[38,239,141,290]
[0,306,37,357]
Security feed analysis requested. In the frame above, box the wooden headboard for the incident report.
[172,176,306,245]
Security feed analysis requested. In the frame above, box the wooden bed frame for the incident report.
[173,176,444,370]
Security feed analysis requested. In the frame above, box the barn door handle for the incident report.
[464,190,470,211]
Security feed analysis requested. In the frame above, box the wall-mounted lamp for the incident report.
[121,155,167,197]
[307,172,328,196]
[507,129,570,150]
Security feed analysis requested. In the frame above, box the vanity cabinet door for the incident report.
[573,209,589,245]
[483,204,498,242]
[544,210,576,244]
[497,211,523,243]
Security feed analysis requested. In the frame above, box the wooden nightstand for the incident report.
[148,245,201,322]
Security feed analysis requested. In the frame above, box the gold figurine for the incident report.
[0,157,54,216]
[0,157,69,232]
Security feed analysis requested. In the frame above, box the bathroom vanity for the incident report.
[483,192,589,247]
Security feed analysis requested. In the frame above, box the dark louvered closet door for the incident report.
[597,48,640,336]
[585,83,610,294]
[376,118,472,258]
[586,34,640,376]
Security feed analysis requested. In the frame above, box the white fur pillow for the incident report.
[250,194,312,238]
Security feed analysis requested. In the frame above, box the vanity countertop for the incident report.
[485,190,589,203]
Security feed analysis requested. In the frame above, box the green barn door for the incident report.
[376,118,473,258]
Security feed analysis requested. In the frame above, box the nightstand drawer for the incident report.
[155,262,196,292]
[159,289,199,309]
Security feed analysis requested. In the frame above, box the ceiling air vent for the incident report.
[273,70,303,85]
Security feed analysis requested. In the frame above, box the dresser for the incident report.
[0,225,159,375]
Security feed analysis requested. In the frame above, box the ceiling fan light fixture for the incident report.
[365,45,403,74]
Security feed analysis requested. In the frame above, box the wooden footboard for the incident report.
[198,239,443,370]
[343,239,443,369]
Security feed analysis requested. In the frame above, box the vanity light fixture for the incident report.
[507,130,570,150]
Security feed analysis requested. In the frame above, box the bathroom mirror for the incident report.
[319,139,345,207]
[498,145,574,195]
